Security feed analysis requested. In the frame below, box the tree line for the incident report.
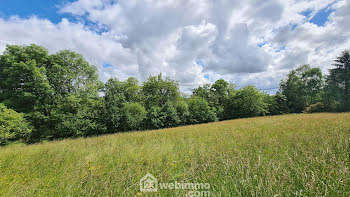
[0,44,349,145]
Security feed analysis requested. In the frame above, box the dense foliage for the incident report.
[279,65,323,113]
[0,103,32,145]
[1,44,349,144]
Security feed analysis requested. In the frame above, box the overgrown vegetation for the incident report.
[0,113,349,196]
[0,104,32,145]
[0,44,350,144]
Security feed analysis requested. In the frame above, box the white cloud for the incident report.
[0,16,138,82]
[0,0,349,93]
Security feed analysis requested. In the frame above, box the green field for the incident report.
[0,113,349,196]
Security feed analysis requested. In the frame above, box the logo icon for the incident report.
[140,173,158,192]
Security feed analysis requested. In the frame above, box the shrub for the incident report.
[120,102,147,131]
[146,106,165,129]
[175,100,190,125]
[225,86,268,119]
[268,94,289,115]
[0,104,32,145]
[304,102,326,113]
[161,102,180,127]
[188,96,217,124]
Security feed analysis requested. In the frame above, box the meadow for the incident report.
[0,113,349,196]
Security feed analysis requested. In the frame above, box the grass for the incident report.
[0,113,349,196]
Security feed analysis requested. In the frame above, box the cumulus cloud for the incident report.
[0,16,138,82]
[0,0,349,93]
[206,23,271,74]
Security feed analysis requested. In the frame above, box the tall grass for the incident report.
[0,113,349,196]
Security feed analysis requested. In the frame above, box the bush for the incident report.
[188,96,217,124]
[145,101,186,129]
[120,102,147,131]
[146,106,165,129]
[161,102,180,127]
[268,94,289,115]
[0,104,32,145]
[304,102,326,113]
[49,97,107,139]
[175,100,190,125]
[225,86,268,119]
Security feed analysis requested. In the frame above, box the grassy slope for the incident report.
[0,113,349,196]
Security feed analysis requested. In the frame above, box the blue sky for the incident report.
[301,4,334,27]
[309,6,334,26]
[0,0,111,34]
[0,0,348,94]
[0,0,75,23]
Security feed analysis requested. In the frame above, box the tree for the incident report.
[303,66,324,105]
[0,104,32,145]
[124,77,142,103]
[326,50,350,111]
[0,44,49,71]
[188,96,217,124]
[47,50,101,97]
[120,102,146,131]
[161,102,180,127]
[193,80,236,120]
[146,106,166,129]
[46,50,103,139]
[145,101,181,129]
[210,79,230,120]
[0,45,105,141]
[103,77,142,132]
[193,84,211,101]
[104,78,127,132]
[52,96,107,138]
[0,60,53,113]
[142,74,180,109]
[225,86,268,119]
[175,100,190,125]
[211,79,230,102]
[280,65,323,113]
[267,94,289,115]
[0,45,53,113]
[0,45,54,140]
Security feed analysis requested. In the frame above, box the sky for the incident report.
[0,0,349,94]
